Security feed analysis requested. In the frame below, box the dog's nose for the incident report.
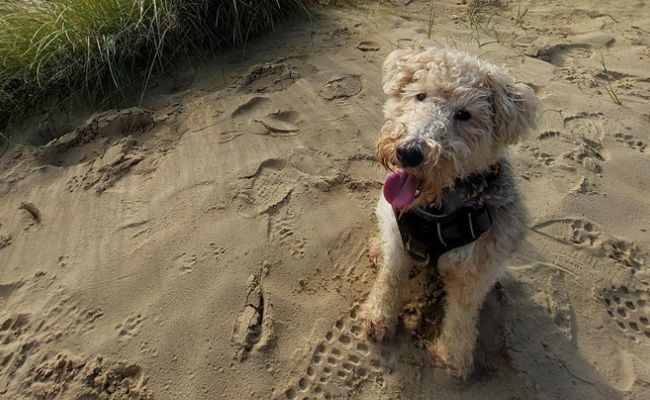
[396,143,424,167]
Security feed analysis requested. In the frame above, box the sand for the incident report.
[1,0,649,399]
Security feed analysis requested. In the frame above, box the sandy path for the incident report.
[1,1,649,399]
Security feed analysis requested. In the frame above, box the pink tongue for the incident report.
[383,169,418,208]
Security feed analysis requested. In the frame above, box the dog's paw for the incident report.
[358,302,396,341]
[428,340,473,380]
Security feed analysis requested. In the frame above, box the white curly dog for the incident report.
[360,46,539,379]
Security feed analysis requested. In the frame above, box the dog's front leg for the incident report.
[360,197,411,341]
[430,238,503,379]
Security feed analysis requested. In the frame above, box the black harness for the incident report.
[394,164,500,266]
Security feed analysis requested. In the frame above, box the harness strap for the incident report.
[393,163,500,266]
[395,205,492,266]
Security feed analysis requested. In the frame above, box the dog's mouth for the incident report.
[383,168,422,209]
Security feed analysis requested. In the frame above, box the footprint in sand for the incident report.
[226,96,303,137]
[276,306,383,400]
[614,132,646,153]
[41,297,104,340]
[37,108,173,193]
[139,340,159,358]
[226,96,275,136]
[530,43,594,68]
[597,72,650,102]
[538,130,561,140]
[0,281,139,399]
[600,239,645,270]
[0,279,23,304]
[564,112,605,141]
[239,62,299,93]
[570,219,599,246]
[230,159,293,218]
[356,41,381,52]
[326,225,374,284]
[0,313,31,341]
[531,218,645,272]
[42,106,182,193]
[0,234,11,250]
[623,77,650,101]
[24,353,150,399]
[230,157,311,258]
[238,58,315,94]
[531,35,650,104]
[174,252,198,274]
[530,147,555,165]
[269,208,306,259]
[562,113,607,173]
[57,255,69,268]
[546,273,575,340]
[231,96,274,119]
[289,147,380,194]
[315,72,362,101]
[568,176,601,196]
[208,242,228,261]
[254,110,302,137]
[39,108,153,168]
[233,150,355,259]
[322,26,354,47]
[66,137,146,193]
[289,147,338,177]
[528,41,598,89]
[116,313,146,341]
[602,285,650,343]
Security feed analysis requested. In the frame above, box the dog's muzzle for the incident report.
[396,141,425,167]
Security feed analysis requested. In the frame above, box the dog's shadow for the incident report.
[374,271,625,400]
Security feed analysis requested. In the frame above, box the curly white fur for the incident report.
[360,46,539,379]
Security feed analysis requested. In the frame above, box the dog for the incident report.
[360,46,539,379]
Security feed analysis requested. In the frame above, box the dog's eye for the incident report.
[416,93,427,101]
[454,110,471,121]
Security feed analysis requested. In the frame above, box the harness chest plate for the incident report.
[394,205,492,266]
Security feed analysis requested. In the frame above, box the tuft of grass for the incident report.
[599,54,622,105]
[426,2,436,39]
[463,0,501,48]
[461,0,528,48]
[510,3,529,43]
[368,3,394,19]
[0,0,309,134]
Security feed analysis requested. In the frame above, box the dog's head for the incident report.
[378,47,539,208]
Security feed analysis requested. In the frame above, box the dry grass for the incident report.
[462,0,528,48]
[599,54,622,105]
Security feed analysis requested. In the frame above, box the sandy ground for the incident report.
[1,0,649,399]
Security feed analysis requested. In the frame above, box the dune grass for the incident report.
[0,0,309,134]
[461,0,529,49]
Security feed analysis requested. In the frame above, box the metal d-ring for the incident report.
[405,239,430,266]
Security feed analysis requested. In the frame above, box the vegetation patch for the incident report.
[0,0,309,137]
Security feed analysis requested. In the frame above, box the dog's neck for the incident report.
[419,163,501,215]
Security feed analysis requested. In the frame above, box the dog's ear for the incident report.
[382,48,418,96]
[487,68,540,145]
